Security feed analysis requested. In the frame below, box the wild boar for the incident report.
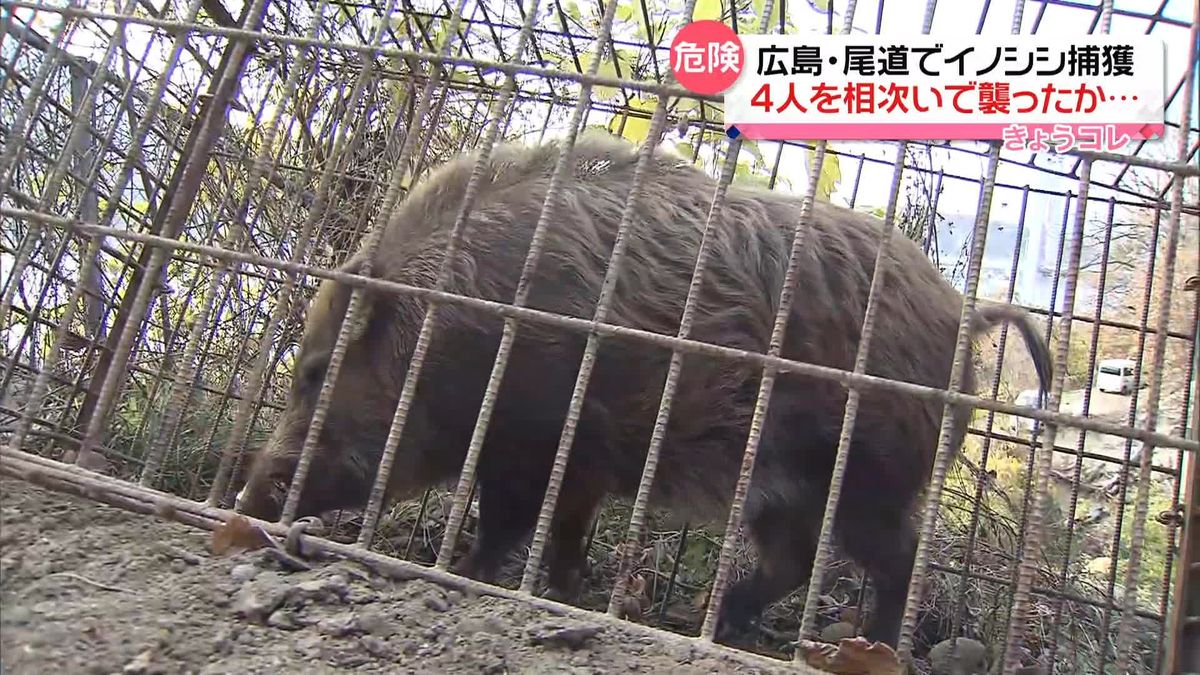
[234,133,1053,648]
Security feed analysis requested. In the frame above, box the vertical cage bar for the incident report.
[795,145,910,643]
[431,0,649,566]
[74,0,274,469]
[278,0,472,527]
[696,0,866,643]
[603,0,752,617]
[210,0,417,506]
[137,0,339,488]
[1113,1,1199,667]
[515,0,685,595]
[998,175,1098,674]
[354,0,547,547]
[896,0,1030,662]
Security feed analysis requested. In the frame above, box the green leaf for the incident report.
[733,159,771,188]
[615,0,637,22]
[674,141,695,159]
[562,0,582,22]
[608,95,658,143]
[741,139,765,169]
[579,48,635,100]
[693,0,723,21]
[700,103,724,123]
[811,0,830,9]
[579,52,619,99]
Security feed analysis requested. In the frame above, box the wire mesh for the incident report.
[2,0,1197,672]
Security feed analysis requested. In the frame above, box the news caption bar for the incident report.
[670,24,1166,152]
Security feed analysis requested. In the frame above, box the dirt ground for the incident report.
[0,476,802,675]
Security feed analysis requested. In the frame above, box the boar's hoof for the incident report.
[544,568,585,605]
[713,584,765,649]
[450,552,498,586]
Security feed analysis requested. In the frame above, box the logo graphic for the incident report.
[670,20,745,96]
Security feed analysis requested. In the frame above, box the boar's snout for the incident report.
[234,458,291,522]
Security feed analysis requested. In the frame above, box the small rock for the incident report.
[356,610,397,637]
[360,635,394,658]
[293,634,324,659]
[212,626,238,656]
[2,605,32,624]
[459,616,505,635]
[330,651,370,668]
[424,591,449,613]
[231,575,291,623]
[345,585,380,604]
[230,564,259,584]
[317,612,360,637]
[529,622,604,650]
[446,590,463,605]
[929,637,989,675]
[295,575,349,604]
[481,657,508,675]
[155,544,201,565]
[122,649,158,675]
[267,609,304,631]
[170,559,188,574]
[665,641,693,663]
[819,621,858,643]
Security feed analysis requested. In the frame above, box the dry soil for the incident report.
[0,476,800,675]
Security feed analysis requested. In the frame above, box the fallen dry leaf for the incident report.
[211,515,272,556]
[796,637,905,675]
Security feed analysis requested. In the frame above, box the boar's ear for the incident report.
[337,255,378,344]
[310,255,377,346]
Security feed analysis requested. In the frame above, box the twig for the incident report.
[21,571,135,596]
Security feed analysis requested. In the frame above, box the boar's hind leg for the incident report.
[839,506,918,649]
[714,503,820,647]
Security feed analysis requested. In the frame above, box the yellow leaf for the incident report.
[608,96,658,144]
[817,152,841,201]
[804,144,842,201]
[693,0,723,21]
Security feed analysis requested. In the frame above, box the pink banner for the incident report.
[728,122,1165,146]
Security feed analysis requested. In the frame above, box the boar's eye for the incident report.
[271,475,289,496]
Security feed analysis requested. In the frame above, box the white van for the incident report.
[1096,358,1137,395]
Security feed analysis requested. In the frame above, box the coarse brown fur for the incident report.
[234,133,1053,649]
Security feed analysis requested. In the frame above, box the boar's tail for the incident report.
[968,302,1054,400]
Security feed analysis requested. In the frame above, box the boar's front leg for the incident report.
[544,479,605,604]
[714,499,820,647]
[452,474,544,586]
